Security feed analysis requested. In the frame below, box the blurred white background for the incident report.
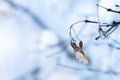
[0,0,120,80]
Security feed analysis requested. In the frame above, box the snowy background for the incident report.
[0,0,120,80]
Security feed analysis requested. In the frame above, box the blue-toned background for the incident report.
[0,0,120,80]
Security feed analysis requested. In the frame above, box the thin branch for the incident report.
[14,67,40,80]
[97,4,120,14]
[109,37,120,45]
[58,63,120,75]
[108,44,120,50]
[96,4,101,28]
[69,20,99,42]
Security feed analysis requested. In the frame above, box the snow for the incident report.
[0,0,120,80]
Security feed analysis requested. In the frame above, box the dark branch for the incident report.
[58,63,120,75]
[97,4,120,14]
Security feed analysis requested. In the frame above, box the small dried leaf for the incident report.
[70,41,88,64]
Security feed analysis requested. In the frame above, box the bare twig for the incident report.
[58,63,120,75]
[97,4,120,14]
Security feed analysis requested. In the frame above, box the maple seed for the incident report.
[71,41,88,64]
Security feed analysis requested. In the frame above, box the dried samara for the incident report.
[71,41,88,64]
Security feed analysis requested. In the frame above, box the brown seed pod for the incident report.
[71,41,88,64]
